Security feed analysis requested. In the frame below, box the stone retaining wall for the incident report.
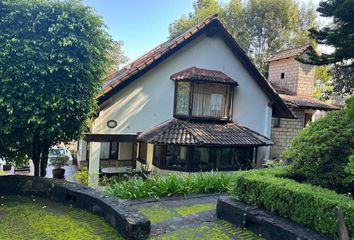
[0,176,150,240]
[216,196,329,240]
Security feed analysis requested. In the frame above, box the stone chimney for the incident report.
[268,45,315,97]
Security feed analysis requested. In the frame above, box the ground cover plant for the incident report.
[231,167,354,238]
[0,195,122,240]
[105,171,234,200]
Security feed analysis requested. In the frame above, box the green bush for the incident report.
[281,100,354,193]
[74,167,89,186]
[231,167,354,238]
[105,171,234,200]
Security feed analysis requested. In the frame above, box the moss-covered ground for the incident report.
[0,195,122,240]
[135,197,264,240]
[150,221,263,240]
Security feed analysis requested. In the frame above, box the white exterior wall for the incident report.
[92,33,272,161]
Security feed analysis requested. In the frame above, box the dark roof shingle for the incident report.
[280,94,340,111]
[138,118,274,146]
[170,67,238,85]
[268,44,313,62]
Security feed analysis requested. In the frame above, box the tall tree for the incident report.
[301,0,354,96]
[109,40,129,72]
[0,0,113,176]
[168,0,317,74]
[169,0,221,38]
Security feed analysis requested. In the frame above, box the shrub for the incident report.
[231,167,354,238]
[74,167,89,186]
[281,101,354,193]
[105,171,234,200]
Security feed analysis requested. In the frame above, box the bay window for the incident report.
[174,81,232,120]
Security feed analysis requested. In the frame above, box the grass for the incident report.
[0,195,122,240]
[106,171,234,200]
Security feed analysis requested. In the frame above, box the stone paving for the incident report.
[129,194,264,240]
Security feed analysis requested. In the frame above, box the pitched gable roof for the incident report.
[268,44,315,62]
[99,14,294,119]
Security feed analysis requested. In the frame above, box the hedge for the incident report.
[105,171,234,199]
[231,167,354,238]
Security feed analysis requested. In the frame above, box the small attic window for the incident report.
[280,73,285,79]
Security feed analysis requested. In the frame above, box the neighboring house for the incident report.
[267,45,339,159]
[77,15,294,182]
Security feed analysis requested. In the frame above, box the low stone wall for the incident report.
[0,176,150,240]
[216,196,329,240]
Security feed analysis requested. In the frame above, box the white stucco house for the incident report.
[77,15,294,184]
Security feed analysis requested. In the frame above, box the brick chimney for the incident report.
[268,45,315,97]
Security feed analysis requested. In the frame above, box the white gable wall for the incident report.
[92,33,272,161]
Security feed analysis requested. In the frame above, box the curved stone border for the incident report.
[0,176,150,240]
[216,196,329,240]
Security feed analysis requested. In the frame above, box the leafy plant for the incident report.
[282,99,354,193]
[75,167,89,186]
[105,171,234,200]
[49,155,69,169]
[231,167,354,238]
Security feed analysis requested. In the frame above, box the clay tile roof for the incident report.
[268,44,313,62]
[279,94,340,111]
[100,14,220,99]
[138,118,274,146]
[170,67,238,85]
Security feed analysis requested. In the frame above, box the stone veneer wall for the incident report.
[270,109,305,159]
[268,57,300,94]
[297,62,315,96]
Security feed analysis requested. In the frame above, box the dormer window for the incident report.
[171,67,238,121]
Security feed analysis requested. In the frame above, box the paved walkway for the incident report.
[129,194,264,240]
[0,160,77,179]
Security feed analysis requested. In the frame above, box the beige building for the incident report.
[268,45,339,159]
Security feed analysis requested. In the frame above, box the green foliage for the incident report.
[74,167,89,186]
[282,102,354,193]
[168,0,317,73]
[0,0,113,175]
[314,65,334,99]
[106,172,234,200]
[231,168,354,238]
[302,0,354,96]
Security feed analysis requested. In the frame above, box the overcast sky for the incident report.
[83,0,326,61]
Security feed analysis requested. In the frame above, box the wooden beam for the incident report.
[84,134,137,143]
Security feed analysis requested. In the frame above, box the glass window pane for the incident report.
[166,146,187,169]
[175,82,190,116]
[193,147,214,170]
[110,142,118,159]
[100,142,110,159]
[192,83,230,118]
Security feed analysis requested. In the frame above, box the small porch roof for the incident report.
[138,118,274,147]
[170,67,238,85]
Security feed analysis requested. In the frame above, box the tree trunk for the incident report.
[40,142,50,177]
[32,132,41,177]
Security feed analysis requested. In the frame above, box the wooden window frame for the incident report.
[173,81,234,121]
[100,142,119,160]
[137,142,147,164]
